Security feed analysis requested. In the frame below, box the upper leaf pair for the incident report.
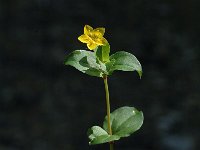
[64,50,142,78]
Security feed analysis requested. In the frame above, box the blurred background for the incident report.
[0,0,200,150]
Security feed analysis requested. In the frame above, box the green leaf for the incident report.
[64,50,106,77]
[106,51,142,78]
[87,106,143,145]
[95,44,110,63]
[103,106,143,138]
[87,126,120,145]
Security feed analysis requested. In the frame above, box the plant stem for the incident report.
[109,142,114,150]
[103,75,114,150]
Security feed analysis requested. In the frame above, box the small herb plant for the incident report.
[64,25,144,150]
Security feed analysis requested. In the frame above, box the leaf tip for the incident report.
[137,70,142,79]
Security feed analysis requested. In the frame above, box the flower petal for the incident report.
[93,30,103,38]
[101,37,108,45]
[84,25,93,35]
[78,25,108,49]
[94,37,108,45]
[87,42,98,50]
[78,35,90,43]
[94,28,105,36]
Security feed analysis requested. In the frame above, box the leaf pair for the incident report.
[64,48,142,78]
[87,106,143,145]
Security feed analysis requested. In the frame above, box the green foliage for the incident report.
[95,44,110,63]
[64,50,107,77]
[87,126,120,145]
[65,50,142,78]
[104,106,143,137]
[87,106,143,145]
[106,51,142,78]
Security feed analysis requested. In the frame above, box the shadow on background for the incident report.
[0,0,200,150]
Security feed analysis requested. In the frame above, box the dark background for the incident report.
[0,0,200,150]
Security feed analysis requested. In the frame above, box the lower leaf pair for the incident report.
[87,106,143,145]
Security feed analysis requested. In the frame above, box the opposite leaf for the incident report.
[106,51,142,78]
[87,126,120,145]
[103,106,143,138]
[64,50,107,77]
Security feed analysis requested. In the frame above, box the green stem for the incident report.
[109,142,114,150]
[103,75,114,150]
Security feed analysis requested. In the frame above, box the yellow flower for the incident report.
[78,25,108,50]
